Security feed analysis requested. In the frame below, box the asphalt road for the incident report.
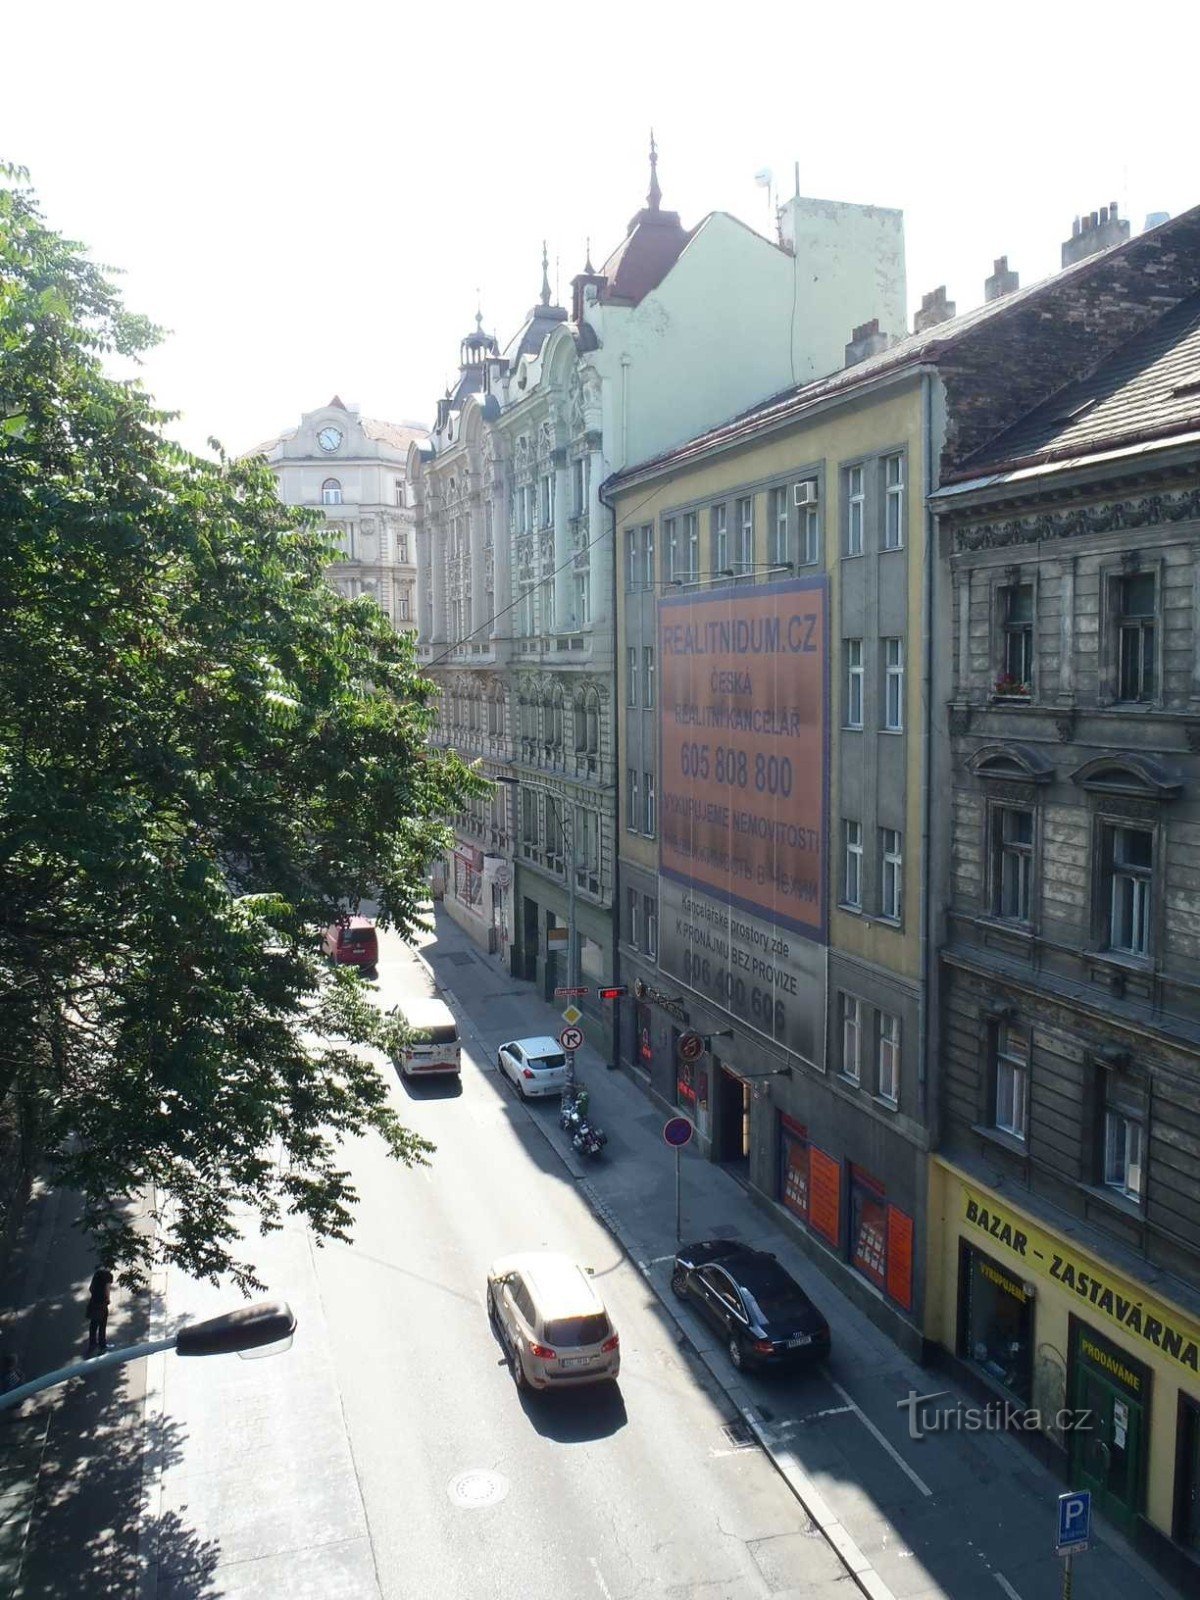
[149,926,850,1600]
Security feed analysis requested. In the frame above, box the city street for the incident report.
[144,924,850,1599]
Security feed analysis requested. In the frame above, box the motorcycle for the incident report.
[571,1118,607,1159]
[559,1087,590,1131]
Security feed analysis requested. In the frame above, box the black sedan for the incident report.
[671,1240,831,1372]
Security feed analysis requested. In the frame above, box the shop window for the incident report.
[778,1115,809,1224]
[849,1166,887,1291]
[958,1242,1033,1402]
[993,1022,1029,1140]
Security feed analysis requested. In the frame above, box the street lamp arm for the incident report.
[0,1336,177,1413]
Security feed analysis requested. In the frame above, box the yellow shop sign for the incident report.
[959,1182,1200,1379]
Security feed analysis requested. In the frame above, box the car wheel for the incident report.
[728,1335,745,1370]
[511,1348,528,1390]
[515,1075,527,1100]
[670,1266,689,1300]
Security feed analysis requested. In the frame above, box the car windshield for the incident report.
[544,1313,610,1348]
[530,1051,566,1069]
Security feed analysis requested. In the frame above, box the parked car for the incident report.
[486,1251,619,1391]
[321,916,379,974]
[671,1239,831,1371]
[388,996,460,1077]
[496,1036,568,1099]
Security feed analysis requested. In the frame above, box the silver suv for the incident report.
[487,1252,620,1391]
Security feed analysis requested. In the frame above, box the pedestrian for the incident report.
[86,1268,113,1356]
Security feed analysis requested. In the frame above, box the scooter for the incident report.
[560,1087,590,1131]
[571,1118,607,1159]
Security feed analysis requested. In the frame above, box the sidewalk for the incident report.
[0,1181,175,1600]
[422,908,1182,1600]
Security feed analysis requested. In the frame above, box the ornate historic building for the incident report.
[932,291,1200,1578]
[252,397,426,632]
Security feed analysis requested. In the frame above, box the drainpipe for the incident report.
[599,469,622,1070]
[919,370,936,1143]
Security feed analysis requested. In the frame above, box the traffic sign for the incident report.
[1056,1490,1091,1555]
[554,987,590,998]
[561,1004,583,1027]
[663,1116,694,1148]
[559,1025,584,1052]
[547,926,569,947]
[677,1030,705,1063]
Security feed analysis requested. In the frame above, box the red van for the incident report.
[322,917,379,974]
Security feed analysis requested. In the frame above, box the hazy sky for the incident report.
[4,1,1196,458]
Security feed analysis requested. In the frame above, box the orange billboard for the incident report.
[658,578,828,938]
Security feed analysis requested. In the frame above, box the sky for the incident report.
[4,0,1197,459]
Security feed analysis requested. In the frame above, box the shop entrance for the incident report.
[1174,1394,1200,1555]
[522,897,538,983]
[1069,1320,1147,1535]
[716,1067,750,1167]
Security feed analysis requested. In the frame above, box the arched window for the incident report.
[548,685,565,752]
[322,478,343,505]
[574,688,600,766]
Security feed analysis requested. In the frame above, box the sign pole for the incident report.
[1061,1553,1072,1600]
[675,1145,681,1243]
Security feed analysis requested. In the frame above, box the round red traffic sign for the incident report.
[663,1116,694,1148]
[677,1030,705,1063]
[559,1025,584,1052]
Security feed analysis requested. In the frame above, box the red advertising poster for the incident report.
[658,579,827,939]
[782,1136,809,1222]
[851,1189,888,1290]
[886,1206,915,1311]
[807,1147,841,1247]
[677,1058,696,1105]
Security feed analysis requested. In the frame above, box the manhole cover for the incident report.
[447,1469,509,1508]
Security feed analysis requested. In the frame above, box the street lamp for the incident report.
[0,1300,296,1413]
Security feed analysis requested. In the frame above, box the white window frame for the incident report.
[883,637,904,731]
[572,568,591,628]
[845,639,864,729]
[994,806,1034,922]
[665,517,679,581]
[642,524,655,589]
[735,497,754,572]
[843,819,863,909]
[626,769,640,832]
[994,1025,1029,1140]
[800,485,820,565]
[884,454,904,550]
[322,478,343,506]
[1108,825,1152,956]
[644,894,658,959]
[1103,1108,1144,1201]
[877,1013,900,1104]
[643,772,656,837]
[628,887,641,950]
[625,527,640,591]
[846,464,864,556]
[770,486,790,566]
[712,503,728,572]
[840,993,861,1083]
[642,645,656,708]
[539,473,553,529]
[626,647,638,707]
[572,457,587,517]
[684,511,699,581]
[881,827,903,921]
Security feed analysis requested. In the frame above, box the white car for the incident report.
[487,1251,620,1391]
[496,1036,568,1099]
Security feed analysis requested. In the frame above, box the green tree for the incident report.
[0,165,480,1287]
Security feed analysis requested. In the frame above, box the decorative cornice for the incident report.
[954,485,1200,553]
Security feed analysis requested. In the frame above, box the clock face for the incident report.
[318,426,343,452]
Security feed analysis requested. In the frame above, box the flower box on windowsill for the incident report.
[991,676,1030,702]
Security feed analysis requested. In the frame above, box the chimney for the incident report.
[914,286,956,334]
[844,318,890,367]
[1061,200,1130,267]
[984,256,1020,302]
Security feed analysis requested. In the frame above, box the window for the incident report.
[577,690,600,760]
[572,569,591,627]
[877,1013,900,1103]
[1117,571,1156,701]
[994,1024,1029,1139]
[1001,583,1033,692]
[769,487,790,566]
[846,464,864,555]
[643,895,658,958]
[628,888,641,949]
[1103,1107,1144,1201]
[883,454,904,549]
[545,801,564,868]
[845,639,864,728]
[539,473,553,529]
[575,808,600,894]
[625,527,640,590]
[840,994,861,1082]
[321,478,343,505]
[798,482,820,565]
[396,535,409,563]
[643,772,656,836]
[398,594,410,621]
[626,769,640,831]
[712,503,728,572]
[521,789,538,847]
[683,512,699,581]
[843,819,863,909]
[881,828,903,921]
[394,479,405,506]
[1106,825,1153,956]
[642,525,655,589]
[572,457,587,516]
[627,647,638,707]
[993,807,1034,922]
[735,497,754,571]
[642,646,656,708]
[665,517,679,581]
[883,638,904,731]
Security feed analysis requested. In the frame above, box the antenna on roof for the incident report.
[794,161,800,198]
[754,168,774,219]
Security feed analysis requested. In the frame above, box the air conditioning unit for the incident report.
[793,481,819,507]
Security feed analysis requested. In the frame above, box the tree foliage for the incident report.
[0,165,480,1287]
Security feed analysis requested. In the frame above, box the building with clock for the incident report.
[250,397,428,632]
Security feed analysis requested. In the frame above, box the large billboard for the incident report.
[657,578,828,1062]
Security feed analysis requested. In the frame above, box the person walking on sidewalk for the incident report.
[86,1267,113,1356]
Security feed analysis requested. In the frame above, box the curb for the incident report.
[440,983,896,1600]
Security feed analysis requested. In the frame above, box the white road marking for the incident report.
[636,1255,677,1270]
[828,1377,933,1498]
[994,1576,1024,1600]
[588,1555,614,1599]
[769,1405,854,1432]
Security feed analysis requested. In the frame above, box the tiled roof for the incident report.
[598,206,692,307]
[955,293,1200,474]
[359,417,430,450]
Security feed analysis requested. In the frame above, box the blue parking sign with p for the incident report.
[1056,1490,1091,1554]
